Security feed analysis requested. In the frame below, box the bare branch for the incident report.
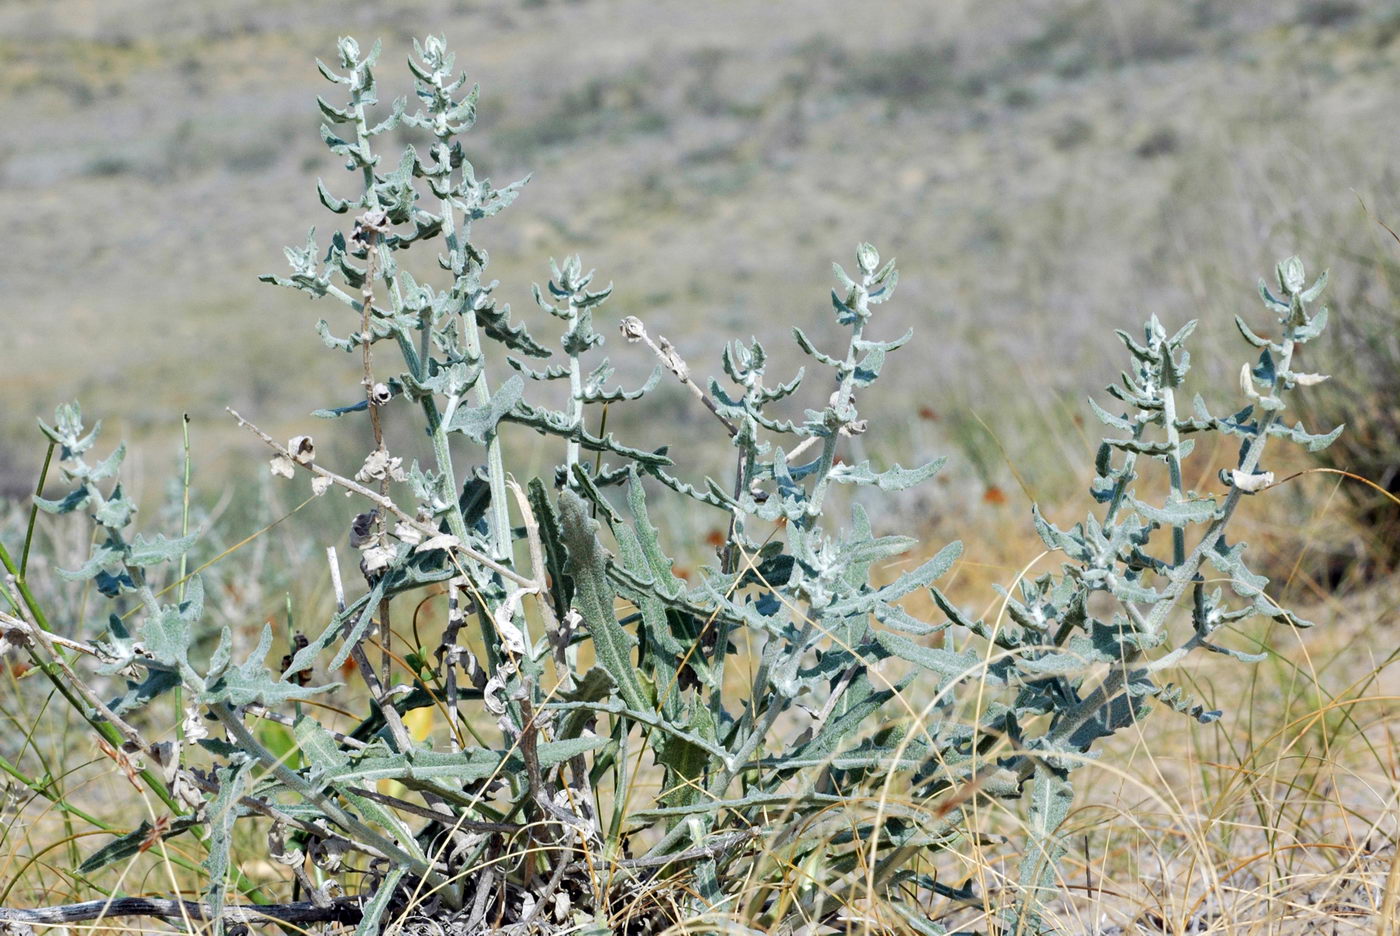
[230,409,534,587]
[0,897,362,927]
[620,316,737,437]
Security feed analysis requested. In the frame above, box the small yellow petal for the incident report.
[404,705,435,743]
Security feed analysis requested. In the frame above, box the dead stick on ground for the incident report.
[0,898,361,927]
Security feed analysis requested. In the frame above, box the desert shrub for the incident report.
[1294,250,1400,580]
[0,35,1345,936]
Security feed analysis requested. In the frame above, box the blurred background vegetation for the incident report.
[2,0,1396,586]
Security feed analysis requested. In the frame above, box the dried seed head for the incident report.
[169,772,204,815]
[494,604,527,656]
[483,674,507,715]
[2,781,23,817]
[181,707,209,744]
[349,510,379,547]
[268,822,305,868]
[619,315,647,342]
[310,836,348,872]
[360,544,394,575]
[370,382,392,406]
[1225,469,1275,493]
[351,209,391,248]
[288,435,316,465]
[355,448,407,483]
[0,623,31,656]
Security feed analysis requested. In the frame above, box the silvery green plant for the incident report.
[0,34,1341,936]
[979,255,1340,931]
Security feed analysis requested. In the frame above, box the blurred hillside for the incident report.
[2,0,1397,529]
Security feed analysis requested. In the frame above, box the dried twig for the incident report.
[465,866,496,931]
[0,615,95,658]
[0,897,361,927]
[230,409,534,588]
[517,851,572,928]
[0,608,150,754]
[346,787,526,834]
[600,829,760,870]
[355,226,398,691]
[620,316,737,437]
[440,574,470,751]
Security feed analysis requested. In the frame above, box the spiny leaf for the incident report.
[1129,495,1221,526]
[873,631,988,684]
[355,865,408,936]
[127,531,199,569]
[827,457,947,491]
[558,488,651,714]
[78,816,201,874]
[447,374,524,442]
[201,625,339,708]
[202,761,251,928]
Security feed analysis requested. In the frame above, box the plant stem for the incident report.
[174,415,192,746]
[1161,384,1187,566]
[214,705,436,880]
[1,620,181,814]
[1040,397,1288,767]
[0,540,54,637]
[20,441,55,579]
[806,316,866,521]
[347,60,470,548]
[565,299,584,479]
